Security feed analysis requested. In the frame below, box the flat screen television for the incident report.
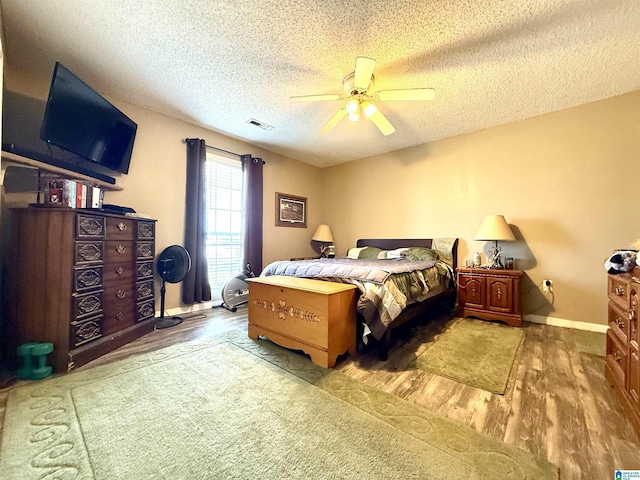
[40,62,137,175]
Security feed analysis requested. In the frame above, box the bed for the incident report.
[260,237,458,360]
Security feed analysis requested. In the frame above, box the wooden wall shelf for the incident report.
[1,150,123,191]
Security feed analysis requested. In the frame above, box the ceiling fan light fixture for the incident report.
[345,99,359,114]
[348,111,360,122]
[361,101,377,117]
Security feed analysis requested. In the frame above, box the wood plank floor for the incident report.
[1,306,638,479]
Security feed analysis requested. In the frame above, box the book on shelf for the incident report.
[43,178,103,209]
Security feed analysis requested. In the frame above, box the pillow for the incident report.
[358,246,382,259]
[346,247,365,259]
[346,246,383,259]
[378,247,408,259]
[432,238,457,267]
[401,247,439,261]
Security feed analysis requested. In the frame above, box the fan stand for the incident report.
[155,259,184,329]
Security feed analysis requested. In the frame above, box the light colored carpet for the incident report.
[0,330,556,479]
[415,318,524,394]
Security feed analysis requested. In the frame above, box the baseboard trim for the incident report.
[165,301,218,317]
[524,314,608,333]
[162,306,608,333]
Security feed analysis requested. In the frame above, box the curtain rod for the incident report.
[181,138,242,158]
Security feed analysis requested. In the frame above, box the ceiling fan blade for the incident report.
[290,94,342,102]
[375,88,435,101]
[320,108,347,135]
[354,56,376,91]
[368,108,396,136]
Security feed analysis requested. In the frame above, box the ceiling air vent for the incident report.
[246,118,274,130]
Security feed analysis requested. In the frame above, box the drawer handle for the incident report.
[615,351,622,362]
[117,222,127,231]
[116,245,126,254]
[115,312,123,321]
[616,317,626,329]
[615,285,625,296]
[116,289,126,299]
[115,266,125,276]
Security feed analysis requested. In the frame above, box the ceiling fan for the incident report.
[290,56,435,136]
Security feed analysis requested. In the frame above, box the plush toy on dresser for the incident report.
[604,250,637,274]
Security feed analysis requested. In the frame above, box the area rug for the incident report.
[415,318,524,394]
[569,328,606,356]
[0,331,556,479]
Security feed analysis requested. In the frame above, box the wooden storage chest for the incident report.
[247,276,357,368]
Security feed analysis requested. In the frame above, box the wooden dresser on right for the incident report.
[605,266,640,435]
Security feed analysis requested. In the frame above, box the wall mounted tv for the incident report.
[39,62,137,178]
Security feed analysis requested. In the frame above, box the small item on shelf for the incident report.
[47,180,62,204]
[473,252,482,267]
[505,257,514,269]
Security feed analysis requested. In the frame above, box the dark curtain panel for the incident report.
[182,138,212,304]
[241,155,263,275]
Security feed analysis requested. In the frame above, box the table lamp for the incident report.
[474,215,515,268]
[312,224,334,257]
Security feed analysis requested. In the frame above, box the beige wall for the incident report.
[2,64,323,310]
[322,90,640,326]
[4,63,640,326]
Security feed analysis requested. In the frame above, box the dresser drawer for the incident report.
[607,328,627,387]
[102,303,136,335]
[609,275,631,309]
[76,214,106,239]
[104,240,135,263]
[73,290,103,320]
[136,241,155,261]
[70,315,103,347]
[103,261,136,287]
[137,221,155,240]
[137,299,155,321]
[75,241,104,264]
[74,265,103,292]
[103,284,135,306]
[609,301,629,344]
[137,261,154,280]
[136,280,154,301]
[106,217,136,240]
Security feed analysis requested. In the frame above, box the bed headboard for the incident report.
[356,238,459,268]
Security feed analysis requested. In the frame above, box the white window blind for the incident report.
[204,152,244,300]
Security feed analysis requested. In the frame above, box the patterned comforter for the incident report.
[260,258,454,340]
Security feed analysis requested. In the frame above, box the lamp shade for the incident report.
[474,215,515,241]
[312,224,333,243]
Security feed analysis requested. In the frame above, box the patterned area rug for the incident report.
[0,330,556,479]
[415,318,524,394]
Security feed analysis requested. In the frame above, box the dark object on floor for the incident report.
[0,367,18,388]
[156,245,192,329]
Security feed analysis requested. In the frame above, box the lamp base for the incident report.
[488,244,504,269]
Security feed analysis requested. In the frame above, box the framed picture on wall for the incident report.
[275,192,307,228]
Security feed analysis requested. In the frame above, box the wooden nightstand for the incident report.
[456,267,523,327]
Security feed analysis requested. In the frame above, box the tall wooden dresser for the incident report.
[605,266,640,435]
[6,207,157,373]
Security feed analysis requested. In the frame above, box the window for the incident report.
[204,151,244,300]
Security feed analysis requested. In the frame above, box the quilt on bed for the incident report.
[260,258,453,340]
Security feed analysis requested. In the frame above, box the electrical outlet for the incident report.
[543,279,553,292]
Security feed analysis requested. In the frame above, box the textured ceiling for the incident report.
[1,0,639,168]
